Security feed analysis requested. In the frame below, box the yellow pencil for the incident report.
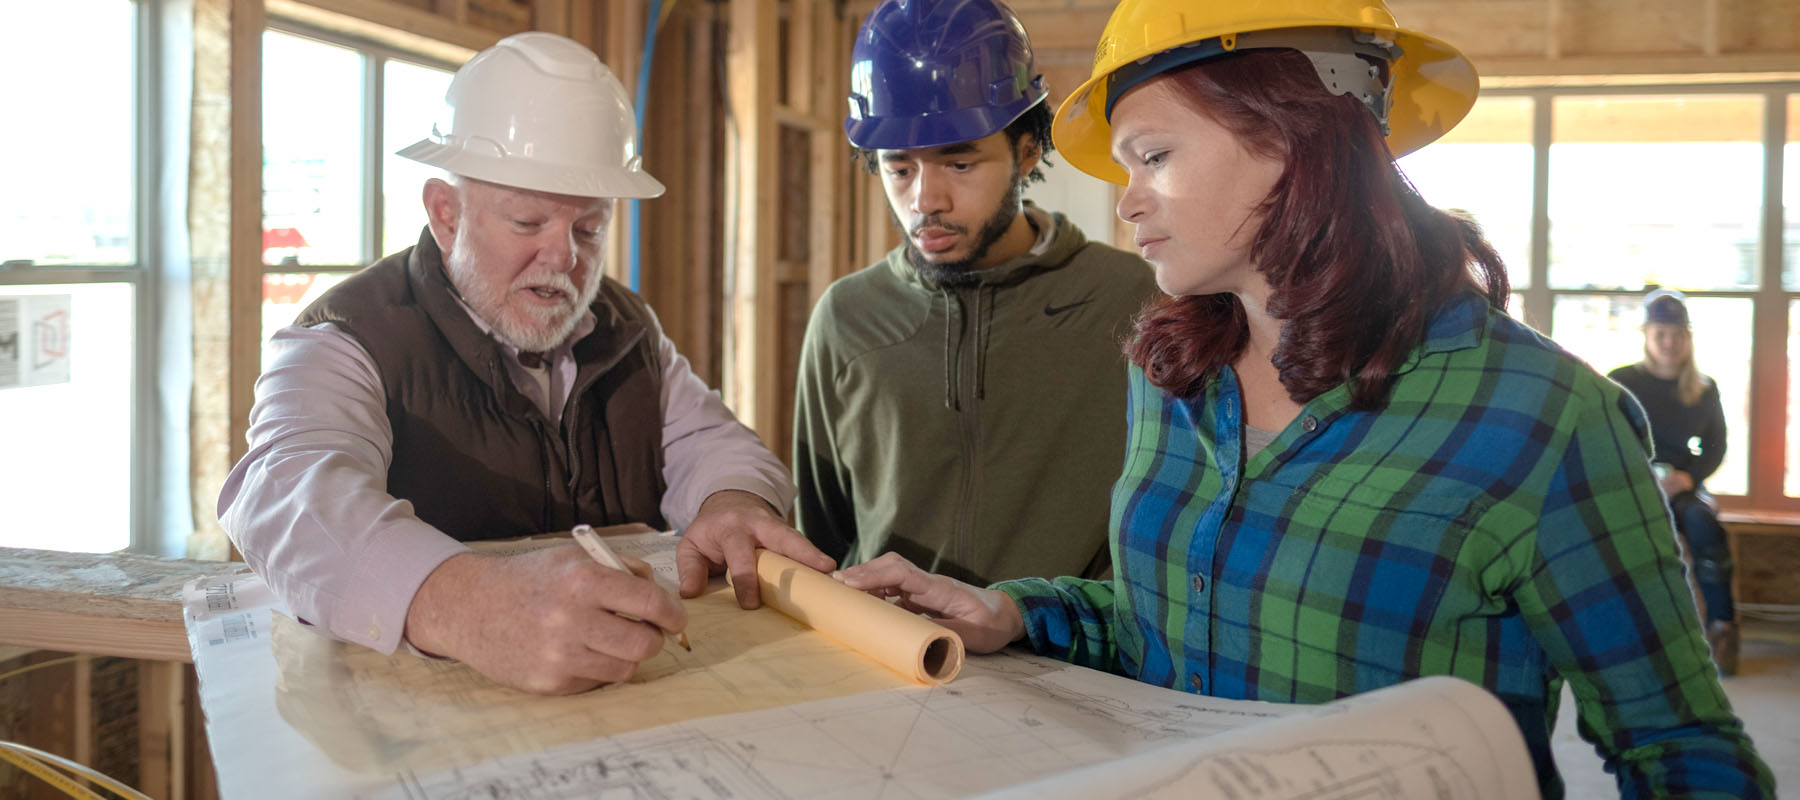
[571,524,692,651]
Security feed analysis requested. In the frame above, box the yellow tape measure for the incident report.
[0,746,106,800]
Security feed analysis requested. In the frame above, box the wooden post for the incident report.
[1544,0,1562,60]
[228,0,265,468]
[433,0,466,23]
[806,2,843,309]
[137,661,182,800]
[531,0,568,36]
[601,1,647,287]
[726,0,780,440]
[685,6,722,383]
[1748,93,1789,505]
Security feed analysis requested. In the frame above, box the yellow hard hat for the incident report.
[1052,0,1478,184]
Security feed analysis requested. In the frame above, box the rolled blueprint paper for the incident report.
[752,550,964,685]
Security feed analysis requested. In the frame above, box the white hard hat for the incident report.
[397,32,665,199]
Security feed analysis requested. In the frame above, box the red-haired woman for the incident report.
[833,1,1772,796]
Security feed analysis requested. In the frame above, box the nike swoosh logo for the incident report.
[1044,299,1094,317]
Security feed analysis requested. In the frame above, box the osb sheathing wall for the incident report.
[188,0,237,563]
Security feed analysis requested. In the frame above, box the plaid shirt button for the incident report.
[1302,414,1318,432]
[1189,673,1203,692]
[1191,573,1205,593]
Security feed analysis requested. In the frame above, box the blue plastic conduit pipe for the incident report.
[629,0,665,292]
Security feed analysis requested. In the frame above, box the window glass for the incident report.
[1554,294,1749,496]
[1786,94,1799,290]
[1400,96,1533,289]
[0,1,135,266]
[1790,299,1800,497]
[383,60,455,255]
[0,284,134,551]
[1549,95,1762,292]
[263,31,365,267]
[261,272,354,369]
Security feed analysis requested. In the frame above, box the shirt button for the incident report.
[1189,673,1203,692]
[1302,415,1318,432]
[1191,573,1206,593]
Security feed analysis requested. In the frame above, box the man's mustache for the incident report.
[910,216,968,237]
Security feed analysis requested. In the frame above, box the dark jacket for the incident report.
[1606,363,1727,485]
[295,229,668,540]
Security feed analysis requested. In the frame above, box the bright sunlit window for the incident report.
[1411,87,1799,509]
[0,0,140,552]
[0,2,135,268]
[1400,96,1533,290]
[1787,95,1799,498]
[263,31,366,268]
[259,26,454,367]
[1549,95,1763,292]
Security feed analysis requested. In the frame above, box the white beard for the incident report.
[444,232,601,353]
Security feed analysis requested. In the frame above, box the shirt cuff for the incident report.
[329,520,470,655]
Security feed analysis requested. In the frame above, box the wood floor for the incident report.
[1553,617,1799,796]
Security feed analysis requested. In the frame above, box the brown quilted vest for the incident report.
[293,230,668,540]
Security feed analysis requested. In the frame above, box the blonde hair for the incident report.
[1642,326,1709,407]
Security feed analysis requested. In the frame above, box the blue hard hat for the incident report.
[845,0,1048,150]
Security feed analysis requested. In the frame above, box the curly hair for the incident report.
[1125,49,1508,410]
[851,101,1055,185]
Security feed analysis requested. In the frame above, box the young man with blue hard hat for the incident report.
[792,0,1159,585]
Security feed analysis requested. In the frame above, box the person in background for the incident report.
[218,33,833,696]
[792,0,1158,585]
[833,0,1772,796]
[1608,289,1737,674]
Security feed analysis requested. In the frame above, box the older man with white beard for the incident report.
[218,32,833,695]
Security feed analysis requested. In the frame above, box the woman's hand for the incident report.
[1659,468,1696,497]
[834,553,1026,653]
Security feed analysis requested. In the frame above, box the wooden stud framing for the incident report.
[531,0,568,39]
[1749,94,1790,505]
[228,0,265,468]
[268,0,489,60]
[725,0,781,441]
[682,5,723,383]
[137,661,180,800]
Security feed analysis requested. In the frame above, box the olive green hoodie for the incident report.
[792,206,1159,585]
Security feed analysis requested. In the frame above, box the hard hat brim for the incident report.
[1053,26,1477,185]
[397,138,667,200]
[844,96,1046,151]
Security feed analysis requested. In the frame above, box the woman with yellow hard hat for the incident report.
[834,0,1773,796]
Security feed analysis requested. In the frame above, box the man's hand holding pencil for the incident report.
[402,537,691,696]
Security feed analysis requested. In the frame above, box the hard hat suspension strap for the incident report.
[1102,27,1401,135]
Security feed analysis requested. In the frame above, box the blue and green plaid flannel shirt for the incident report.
[995,295,1772,798]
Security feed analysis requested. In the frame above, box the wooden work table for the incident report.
[0,547,236,798]
[0,546,241,663]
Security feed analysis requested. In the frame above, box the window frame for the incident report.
[261,19,460,276]
[1474,82,1796,511]
[0,0,163,553]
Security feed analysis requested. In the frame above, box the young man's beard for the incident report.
[894,176,1024,288]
